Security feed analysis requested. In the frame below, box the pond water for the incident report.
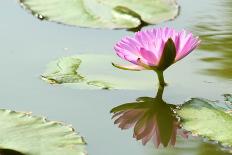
[0,0,232,155]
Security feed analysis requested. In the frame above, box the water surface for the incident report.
[0,0,231,154]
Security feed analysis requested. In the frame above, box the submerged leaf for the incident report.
[42,57,85,84]
[19,0,179,29]
[177,98,232,147]
[87,81,114,90]
[0,109,86,155]
[41,54,156,90]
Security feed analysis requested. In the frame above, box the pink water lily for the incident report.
[113,27,200,86]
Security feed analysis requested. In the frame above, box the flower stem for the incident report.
[155,70,167,87]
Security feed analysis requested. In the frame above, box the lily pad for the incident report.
[177,98,232,147]
[19,0,179,29]
[0,109,86,155]
[41,54,156,90]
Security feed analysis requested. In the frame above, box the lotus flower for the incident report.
[113,27,200,86]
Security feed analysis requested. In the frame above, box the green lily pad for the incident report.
[0,109,86,155]
[177,98,232,147]
[19,0,179,29]
[41,54,156,90]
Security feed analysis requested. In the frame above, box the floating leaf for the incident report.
[19,0,179,29]
[177,98,232,147]
[41,54,156,90]
[0,109,86,155]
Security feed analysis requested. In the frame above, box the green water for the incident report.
[0,0,231,154]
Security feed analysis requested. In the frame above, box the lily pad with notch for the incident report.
[19,0,179,29]
[0,109,86,155]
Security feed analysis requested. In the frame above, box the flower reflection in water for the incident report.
[111,87,188,148]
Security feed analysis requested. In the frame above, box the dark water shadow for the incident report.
[127,21,149,32]
[192,0,232,79]
[0,149,25,155]
[114,5,149,33]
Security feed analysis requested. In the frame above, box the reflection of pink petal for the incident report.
[136,116,155,140]
[153,120,161,148]
[170,122,177,146]
[114,112,128,124]
[134,116,148,139]
[111,104,189,148]
[122,109,143,118]
[112,111,124,119]
[141,116,157,145]
[119,110,144,129]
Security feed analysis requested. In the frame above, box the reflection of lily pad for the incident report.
[191,0,232,79]
[19,0,179,29]
[177,98,232,147]
[41,54,156,90]
[0,109,86,155]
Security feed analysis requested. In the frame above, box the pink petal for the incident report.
[124,54,140,65]
[138,48,158,66]
[175,35,200,61]
[112,63,145,71]
[154,38,166,61]
[136,58,153,70]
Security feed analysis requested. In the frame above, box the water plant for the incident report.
[113,27,200,87]
[19,0,179,29]
[0,109,87,155]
